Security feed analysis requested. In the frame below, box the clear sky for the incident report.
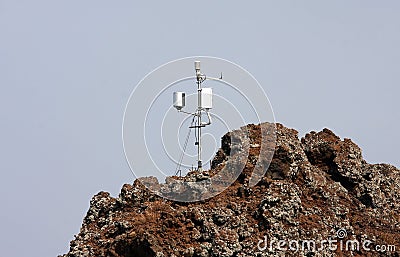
[0,1,399,256]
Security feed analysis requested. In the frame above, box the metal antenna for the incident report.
[173,61,214,173]
[195,61,204,171]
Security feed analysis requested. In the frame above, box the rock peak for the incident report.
[60,123,400,257]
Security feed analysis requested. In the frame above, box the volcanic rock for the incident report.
[59,123,400,257]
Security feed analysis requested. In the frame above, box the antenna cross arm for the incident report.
[205,76,224,82]
[178,110,197,116]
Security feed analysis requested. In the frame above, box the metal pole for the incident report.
[194,61,203,172]
[197,80,202,171]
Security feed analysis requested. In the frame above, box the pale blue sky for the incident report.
[1,1,399,256]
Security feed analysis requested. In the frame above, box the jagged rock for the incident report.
[60,123,400,257]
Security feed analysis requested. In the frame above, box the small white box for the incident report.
[173,92,185,110]
[201,88,212,109]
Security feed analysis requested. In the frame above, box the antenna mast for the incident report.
[173,61,213,173]
[195,61,205,171]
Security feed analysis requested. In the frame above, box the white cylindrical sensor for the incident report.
[201,88,212,109]
[194,61,201,71]
[173,92,185,110]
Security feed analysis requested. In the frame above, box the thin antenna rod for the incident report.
[195,61,203,172]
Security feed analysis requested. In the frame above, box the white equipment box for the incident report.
[201,88,212,109]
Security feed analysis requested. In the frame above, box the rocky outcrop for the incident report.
[59,123,400,257]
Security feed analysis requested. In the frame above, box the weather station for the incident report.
[173,61,222,176]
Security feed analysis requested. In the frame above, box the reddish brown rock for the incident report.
[59,123,400,257]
